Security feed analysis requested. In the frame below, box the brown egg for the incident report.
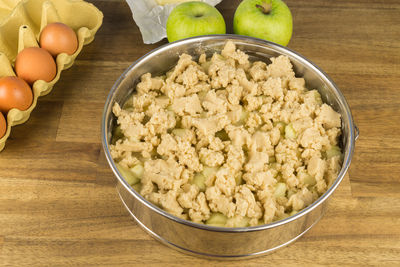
[40,22,78,56]
[0,76,33,113]
[0,112,6,138]
[15,47,57,84]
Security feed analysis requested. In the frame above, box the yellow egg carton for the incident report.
[0,0,103,151]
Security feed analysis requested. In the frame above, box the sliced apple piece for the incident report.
[325,145,342,159]
[192,173,206,192]
[172,128,187,138]
[235,109,249,126]
[284,123,296,140]
[131,164,144,179]
[116,163,140,185]
[206,212,227,226]
[202,166,218,179]
[274,182,287,198]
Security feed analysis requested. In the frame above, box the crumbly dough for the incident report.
[110,41,343,227]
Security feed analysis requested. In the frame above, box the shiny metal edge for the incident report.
[354,124,360,141]
[118,190,324,259]
[101,34,356,233]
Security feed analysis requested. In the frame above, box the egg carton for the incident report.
[0,0,103,151]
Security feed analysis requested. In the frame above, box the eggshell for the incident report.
[0,76,33,113]
[0,112,6,138]
[15,47,57,84]
[40,22,78,56]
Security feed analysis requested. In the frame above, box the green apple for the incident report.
[233,0,293,46]
[166,1,226,43]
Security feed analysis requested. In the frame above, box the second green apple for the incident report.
[233,0,293,46]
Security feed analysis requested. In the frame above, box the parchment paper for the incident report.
[125,0,223,44]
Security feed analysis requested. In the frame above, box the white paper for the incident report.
[125,0,223,44]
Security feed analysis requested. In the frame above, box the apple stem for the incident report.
[256,2,272,14]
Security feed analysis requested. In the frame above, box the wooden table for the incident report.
[1,0,399,265]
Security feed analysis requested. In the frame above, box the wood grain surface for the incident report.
[1,0,399,266]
